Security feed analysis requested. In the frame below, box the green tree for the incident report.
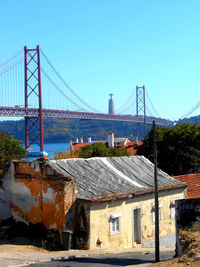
[79,143,130,158]
[136,123,200,176]
[0,132,26,180]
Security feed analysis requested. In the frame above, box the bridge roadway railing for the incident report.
[0,106,170,126]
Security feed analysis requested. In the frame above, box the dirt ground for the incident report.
[0,239,100,267]
[0,238,200,267]
[152,259,200,267]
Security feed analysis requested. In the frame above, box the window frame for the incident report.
[109,211,122,235]
[170,199,177,219]
[151,202,162,224]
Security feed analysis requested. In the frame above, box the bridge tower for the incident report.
[24,46,45,154]
[136,85,147,140]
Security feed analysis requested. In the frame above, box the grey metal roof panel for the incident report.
[48,156,180,199]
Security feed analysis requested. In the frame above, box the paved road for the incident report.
[28,251,174,267]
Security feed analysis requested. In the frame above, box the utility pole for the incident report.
[153,120,160,262]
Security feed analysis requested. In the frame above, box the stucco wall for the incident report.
[0,161,77,241]
[0,164,13,222]
[89,187,186,250]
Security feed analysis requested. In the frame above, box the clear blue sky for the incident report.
[1,0,200,121]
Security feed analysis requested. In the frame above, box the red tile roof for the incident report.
[174,174,200,199]
[72,142,94,150]
[121,141,143,155]
[72,141,143,155]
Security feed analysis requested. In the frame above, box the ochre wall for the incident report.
[89,188,186,250]
[2,161,76,240]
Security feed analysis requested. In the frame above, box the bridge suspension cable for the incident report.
[0,48,24,107]
[115,88,136,114]
[0,48,23,68]
[146,106,154,117]
[40,49,101,113]
[41,68,88,112]
[180,101,200,120]
[117,99,136,115]
[0,57,24,76]
[145,89,161,118]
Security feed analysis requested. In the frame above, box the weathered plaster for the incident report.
[43,188,54,204]
[143,234,175,248]
[0,164,13,221]
[88,187,186,250]
[0,161,77,244]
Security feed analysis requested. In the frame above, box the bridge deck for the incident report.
[0,106,169,126]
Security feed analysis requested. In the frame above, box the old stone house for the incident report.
[49,156,187,249]
[0,156,187,249]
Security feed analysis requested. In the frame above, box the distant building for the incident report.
[71,132,142,155]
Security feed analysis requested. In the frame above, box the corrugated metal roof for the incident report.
[48,156,181,200]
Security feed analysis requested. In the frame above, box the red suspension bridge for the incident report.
[0,46,169,154]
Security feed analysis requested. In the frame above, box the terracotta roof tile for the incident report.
[174,173,200,199]
[72,142,106,150]
[72,141,143,155]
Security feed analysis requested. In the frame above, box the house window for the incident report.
[111,217,120,232]
[109,211,121,235]
[170,200,176,219]
[151,203,162,224]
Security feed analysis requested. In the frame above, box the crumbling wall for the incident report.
[73,199,90,249]
[176,198,200,256]
[0,161,77,243]
[0,164,13,222]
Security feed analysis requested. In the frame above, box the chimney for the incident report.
[135,136,138,144]
[107,131,114,148]
[88,137,92,143]
[80,137,83,143]
[76,138,79,143]
[70,140,74,152]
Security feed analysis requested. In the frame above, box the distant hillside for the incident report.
[0,118,154,143]
[177,115,200,124]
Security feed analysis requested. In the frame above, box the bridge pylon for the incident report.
[136,85,147,140]
[24,45,44,154]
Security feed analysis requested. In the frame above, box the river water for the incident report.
[26,143,70,160]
